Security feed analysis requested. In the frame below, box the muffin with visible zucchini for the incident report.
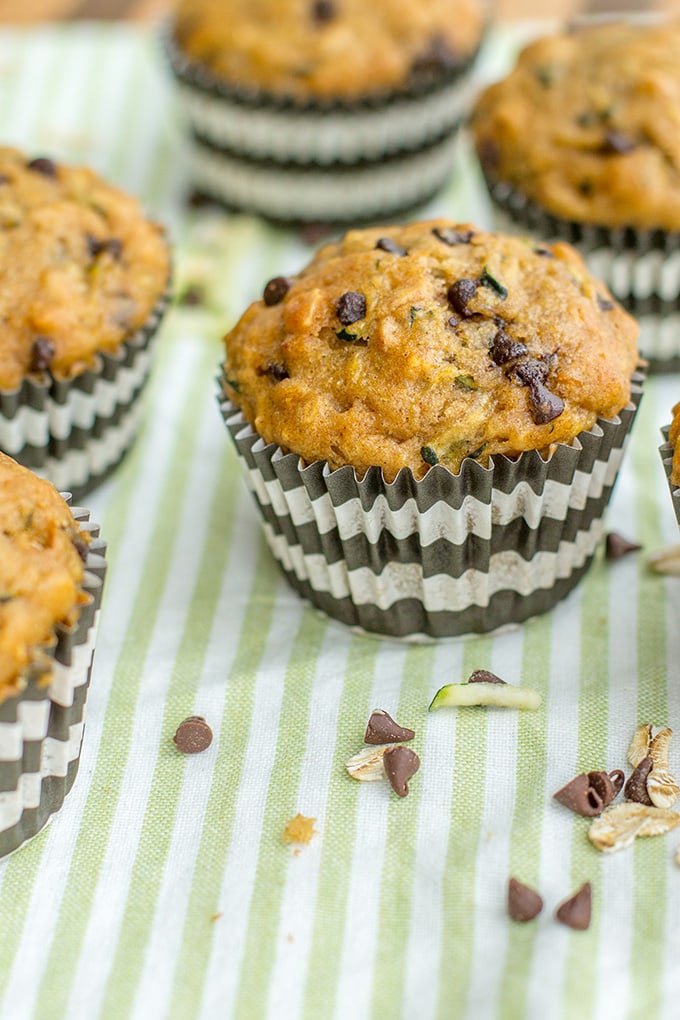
[219,219,642,638]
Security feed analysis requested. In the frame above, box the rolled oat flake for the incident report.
[173,716,213,754]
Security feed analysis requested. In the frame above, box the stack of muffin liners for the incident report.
[485,178,680,370]
[0,502,107,858]
[220,370,643,641]
[0,290,169,501]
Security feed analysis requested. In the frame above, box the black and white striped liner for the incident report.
[219,373,643,640]
[0,289,170,501]
[0,501,107,858]
[659,425,680,527]
[483,176,680,370]
[162,22,479,223]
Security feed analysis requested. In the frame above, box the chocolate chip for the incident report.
[586,770,619,810]
[468,669,507,685]
[263,361,289,382]
[336,291,366,325]
[597,293,616,311]
[609,769,625,797]
[311,0,336,22]
[364,710,415,745]
[624,756,653,805]
[29,336,55,372]
[421,445,439,466]
[555,882,592,931]
[533,246,554,257]
[178,284,205,307]
[173,716,213,754]
[263,276,291,306]
[383,746,420,797]
[510,358,549,387]
[87,234,123,260]
[554,773,604,817]
[27,156,57,178]
[490,330,529,365]
[376,237,407,256]
[507,878,543,922]
[411,34,459,78]
[432,227,475,246]
[447,279,478,317]
[528,382,565,425]
[603,130,636,154]
[480,267,508,300]
[605,532,642,561]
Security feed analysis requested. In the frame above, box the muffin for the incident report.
[659,402,680,525]
[0,452,107,856]
[163,0,486,224]
[471,19,680,368]
[219,219,642,638]
[0,146,171,498]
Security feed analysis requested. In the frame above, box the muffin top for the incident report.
[668,402,680,487]
[471,20,680,231]
[223,220,639,481]
[0,146,170,392]
[0,452,89,699]
[171,0,484,101]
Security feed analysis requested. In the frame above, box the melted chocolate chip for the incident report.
[555,883,592,931]
[263,276,291,306]
[510,358,549,387]
[432,226,475,246]
[173,716,213,754]
[507,878,543,923]
[447,279,478,317]
[27,156,57,178]
[364,710,415,745]
[383,746,420,797]
[490,330,529,366]
[336,291,366,325]
[311,0,336,22]
[29,336,55,372]
[376,237,407,256]
[603,130,636,154]
[528,382,565,425]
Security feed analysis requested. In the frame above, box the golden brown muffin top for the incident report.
[172,0,484,101]
[472,20,680,230]
[669,402,680,487]
[223,220,639,481]
[0,146,170,392]
[0,452,88,699]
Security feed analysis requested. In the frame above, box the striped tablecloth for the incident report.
[2,21,680,1020]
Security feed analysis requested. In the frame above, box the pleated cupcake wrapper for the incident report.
[0,501,107,857]
[219,372,643,640]
[659,426,680,527]
[484,176,680,369]
[0,288,170,500]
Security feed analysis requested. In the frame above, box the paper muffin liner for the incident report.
[659,426,680,527]
[219,371,644,640]
[0,288,170,500]
[483,176,680,369]
[0,500,107,857]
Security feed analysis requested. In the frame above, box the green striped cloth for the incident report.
[1,21,680,1020]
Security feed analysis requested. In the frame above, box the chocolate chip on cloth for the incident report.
[223,220,638,480]
[364,709,415,744]
[383,746,420,797]
[553,770,623,816]
[555,882,592,931]
[507,878,543,922]
[173,716,213,755]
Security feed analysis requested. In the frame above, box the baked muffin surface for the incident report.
[0,452,87,697]
[223,220,639,481]
[472,20,680,230]
[172,0,484,100]
[0,147,170,391]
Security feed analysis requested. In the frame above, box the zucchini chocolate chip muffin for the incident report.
[660,401,680,525]
[0,451,107,856]
[0,146,171,498]
[164,0,486,223]
[471,19,680,367]
[220,220,642,638]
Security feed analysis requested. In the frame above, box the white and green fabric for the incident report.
[1,22,679,1020]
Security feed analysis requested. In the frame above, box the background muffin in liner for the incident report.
[471,19,680,369]
[0,147,171,499]
[0,457,107,857]
[162,0,486,223]
[659,404,680,527]
[218,220,642,639]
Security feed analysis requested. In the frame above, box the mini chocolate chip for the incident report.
[528,382,565,425]
[336,291,366,325]
[468,669,507,685]
[624,756,654,805]
[603,130,636,154]
[555,883,592,931]
[364,710,415,745]
[27,156,57,178]
[609,769,626,796]
[87,235,123,260]
[375,237,407,256]
[311,0,336,21]
[383,746,420,797]
[264,361,289,382]
[507,878,543,922]
[490,330,529,365]
[447,279,478,317]
[263,276,291,306]
[597,293,616,311]
[554,773,604,817]
[432,226,475,246]
[480,267,508,300]
[29,336,55,372]
[605,532,642,561]
[173,716,213,754]
[421,445,439,466]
